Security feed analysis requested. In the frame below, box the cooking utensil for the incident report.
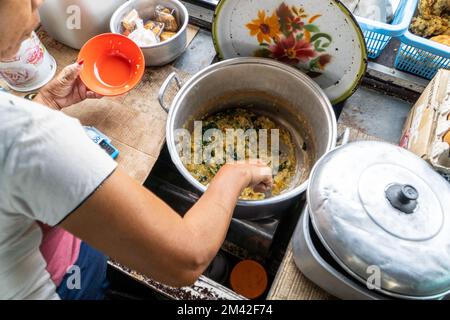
[0,32,56,92]
[159,57,337,220]
[78,33,145,96]
[39,0,127,50]
[212,0,367,104]
[110,0,189,67]
[293,141,450,300]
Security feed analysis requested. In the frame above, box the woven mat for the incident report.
[267,125,384,300]
[1,26,199,184]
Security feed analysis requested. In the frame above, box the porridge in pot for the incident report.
[184,108,297,200]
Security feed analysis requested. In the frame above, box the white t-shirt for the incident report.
[0,92,117,300]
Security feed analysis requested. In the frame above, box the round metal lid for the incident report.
[308,141,450,299]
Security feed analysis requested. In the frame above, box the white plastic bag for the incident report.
[341,0,396,23]
[128,19,158,46]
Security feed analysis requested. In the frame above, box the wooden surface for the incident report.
[1,26,199,184]
[267,125,384,300]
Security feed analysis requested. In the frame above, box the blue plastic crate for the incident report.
[356,0,418,59]
[395,28,450,80]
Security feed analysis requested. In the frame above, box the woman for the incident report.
[0,0,273,300]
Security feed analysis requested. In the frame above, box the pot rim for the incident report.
[305,201,450,300]
[166,57,338,207]
[110,0,189,49]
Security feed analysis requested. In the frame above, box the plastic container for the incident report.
[78,33,145,96]
[0,32,56,92]
[356,0,418,59]
[395,9,450,79]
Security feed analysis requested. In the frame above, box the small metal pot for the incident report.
[159,58,337,220]
[110,0,189,67]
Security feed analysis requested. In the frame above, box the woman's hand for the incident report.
[35,61,102,110]
[220,160,274,193]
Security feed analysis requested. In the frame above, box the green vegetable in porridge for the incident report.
[185,108,296,200]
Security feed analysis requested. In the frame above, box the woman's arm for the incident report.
[36,63,274,287]
[61,163,272,287]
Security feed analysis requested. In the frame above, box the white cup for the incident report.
[0,32,57,92]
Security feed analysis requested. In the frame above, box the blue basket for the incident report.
[356,0,418,59]
[395,29,450,80]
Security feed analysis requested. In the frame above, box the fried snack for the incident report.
[411,15,450,37]
[444,130,450,145]
[431,34,450,45]
[160,31,177,41]
[419,0,450,17]
[144,20,164,37]
[155,5,179,32]
[122,9,140,32]
[412,0,450,37]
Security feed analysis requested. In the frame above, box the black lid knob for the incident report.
[400,185,419,202]
[385,184,419,214]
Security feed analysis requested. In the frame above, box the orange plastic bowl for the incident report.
[78,33,145,96]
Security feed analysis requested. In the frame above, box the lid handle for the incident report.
[385,184,419,214]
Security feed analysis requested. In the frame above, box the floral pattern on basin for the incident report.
[246,3,333,72]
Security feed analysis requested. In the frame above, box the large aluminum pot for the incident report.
[39,0,127,49]
[293,141,450,300]
[159,58,337,220]
[110,0,189,67]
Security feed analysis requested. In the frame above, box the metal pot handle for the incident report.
[158,72,182,113]
[339,128,351,146]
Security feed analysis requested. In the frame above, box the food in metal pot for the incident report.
[120,5,180,44]
[160,31,177,41]
[128,19,158,46]
[122,9,140,33]
[155,5,179,32]
[185,108,297,200]
[144,20,165,37]
[444,129,450,144]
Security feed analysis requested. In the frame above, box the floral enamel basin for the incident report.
[212,0,367,104]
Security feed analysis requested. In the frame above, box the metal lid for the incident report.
[308,141,450,299]
[212,0,367,105]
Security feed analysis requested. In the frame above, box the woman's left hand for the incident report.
[35,61,102,110]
